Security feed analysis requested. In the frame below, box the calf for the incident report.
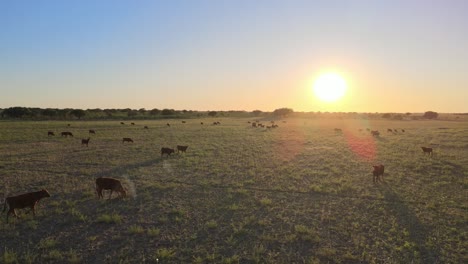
[3,189,51,223]
[61,131,73,137]
[122,138,134,143]
[95,177,127,199]
[89,130,96,134]
[48,131,55,136]
[82,138,91,147]
[161,147,175,157]
[372,165,385,183]
[421,147,433,155]
[177,145,188,153]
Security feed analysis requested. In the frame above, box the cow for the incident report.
[371,130,380,136]
[122,138,134,143]
[161,147,175,157]
[120,122,125,125]
[3,189,51,223]
[177,145,188,153]
[61,131,73,137]
[89,129,96,134]
[252,123,257,127]
[95,177,126,199]
[334,128,342,133]
[67,124,71,127]
[200,122,204,125]
[82,138,90,147]
[402,129,405,132]
[372,165,385,183]
[182,121,186,123]
[144,126,149,129]
[48,131,55,136]
[421,147,433,155]
[131,122,135,125]
[166,123,170,127]
[387,129,393,133]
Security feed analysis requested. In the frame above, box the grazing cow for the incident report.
[3,189,51,223]
[402,129,405,132]
[167,123,170,127]
[67,124,71,127]
[161,147,175,157]
[372,165,385,183]
[120,122,125,125]
[95,177,126,199]
[48,131,55,136]
[82,138,90,147]
[177,145,188,153]
[371,130,380,136]
[334,128,342,132]
[131,122,135,125]
[182,121,186,123]
[252,123,257,127]
[144,126,149,129]
[61,131,73,137]
[200,122,204,125]
[89,129,96,134]
[122,138,134,143]
[216,121,221,125]
[421,147,433,155]
[387,129,393,132]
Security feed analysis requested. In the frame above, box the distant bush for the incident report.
[273,108,294,116]
[208,111,217,117]
[423,111,438,119]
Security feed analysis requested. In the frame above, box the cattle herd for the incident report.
[1,120,435,223]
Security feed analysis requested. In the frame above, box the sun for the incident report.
[313,72,347,102]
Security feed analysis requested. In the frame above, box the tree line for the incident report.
[0,107,295,120]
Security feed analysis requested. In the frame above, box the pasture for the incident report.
[0,118,467,263]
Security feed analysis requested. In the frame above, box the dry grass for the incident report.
[0,117,467,263]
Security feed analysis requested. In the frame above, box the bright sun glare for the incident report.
[313,72,347,102]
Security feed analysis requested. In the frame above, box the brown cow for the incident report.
[177,145,188,153]
[131,122,135,125]
[372,165,385,183]
[334,128,342,132]
[421,147,433,155]
[167,123,170,127]
[3,189,51,223]
[200,122,204,125]
[387,129,393,133]
[371,130,380,136]
[95,177,126,199]
[48,131,55,136]
[120,122,125,125]
[61,131,73,137]
[89,130,96,134]
[144,126,149,129]
[122,138,134,143]
[161,147,175,157]
[82,138,90,147]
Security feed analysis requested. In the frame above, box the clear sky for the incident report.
[1,0,467,112]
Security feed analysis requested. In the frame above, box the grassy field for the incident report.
[0,117,467,263]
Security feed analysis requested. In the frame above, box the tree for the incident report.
[208,111,217,117]
[272,108,293,116]
[252,110,262,116]
[2,107,31,118]
[70,109,86,120]
[42,108,58,118]
[423,111,438,119]
[161,109,175,115]
[149,109,161,115]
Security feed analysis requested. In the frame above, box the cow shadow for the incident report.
[378,184,440,263]
[91,158,163,178]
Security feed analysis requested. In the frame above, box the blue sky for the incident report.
[1,0,467,112]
